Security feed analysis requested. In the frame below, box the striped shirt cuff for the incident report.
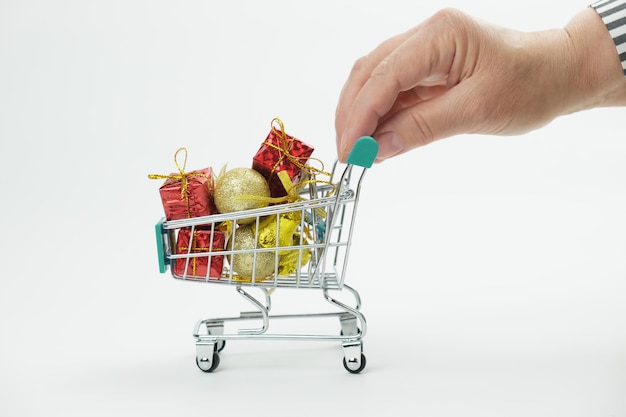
[591,0,626,76]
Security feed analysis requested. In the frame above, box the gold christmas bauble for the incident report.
[214,167,271,224]
[227,224,275,280]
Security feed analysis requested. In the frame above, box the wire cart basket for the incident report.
[154,136,378,373]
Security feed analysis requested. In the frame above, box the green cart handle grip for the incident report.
[346,136,378,168]
[155,218,169,273]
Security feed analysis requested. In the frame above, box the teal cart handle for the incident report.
[346,136,378,168]
[155,218,169,273]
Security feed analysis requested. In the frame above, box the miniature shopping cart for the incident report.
[154,136,378,373]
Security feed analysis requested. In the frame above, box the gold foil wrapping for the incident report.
[227,211,312,281]
[258,212,312,276]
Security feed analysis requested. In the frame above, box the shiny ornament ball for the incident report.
[214,167,271,224]
[228,224,276,279]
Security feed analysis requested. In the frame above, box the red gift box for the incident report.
[174,227,225,279]
[252,118,314,198]
[149,148,217,221]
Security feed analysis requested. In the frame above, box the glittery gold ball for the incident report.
[214,167,271,224]
[227,224,275,279]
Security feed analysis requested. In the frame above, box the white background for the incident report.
[1,1,626,416]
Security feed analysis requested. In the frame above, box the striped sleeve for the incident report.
[591,0,626,76]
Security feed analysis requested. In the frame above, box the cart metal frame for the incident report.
[154,136,378,373]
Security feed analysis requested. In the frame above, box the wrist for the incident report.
[562,7,626,111]
[590,0,626,77]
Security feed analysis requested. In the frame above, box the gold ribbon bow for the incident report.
[234,170,332,214]
[268,117,333,182]
[148,148,210,218]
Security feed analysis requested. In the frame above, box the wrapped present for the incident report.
[252,117,314,198]
[174,227,225,279]
[149,148,217,221]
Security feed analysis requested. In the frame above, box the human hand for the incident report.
[335,8,626,162]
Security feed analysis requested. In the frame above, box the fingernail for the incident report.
[376,131,404,160]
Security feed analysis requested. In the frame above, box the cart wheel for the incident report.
[196,352,220,373]
[343,353,366,374]
[340,328,361,336]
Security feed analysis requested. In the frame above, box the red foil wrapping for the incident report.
[252,121,314,198]
[174,227,225,279]
[158,167,216,221]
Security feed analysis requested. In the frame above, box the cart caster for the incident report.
[196,352,220,372]
[342,340,365,374]
[196,341,221,372]
[205,321,225,351]
[340,328,361,336]
[339,315,359,336]
[343,353,366,374]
